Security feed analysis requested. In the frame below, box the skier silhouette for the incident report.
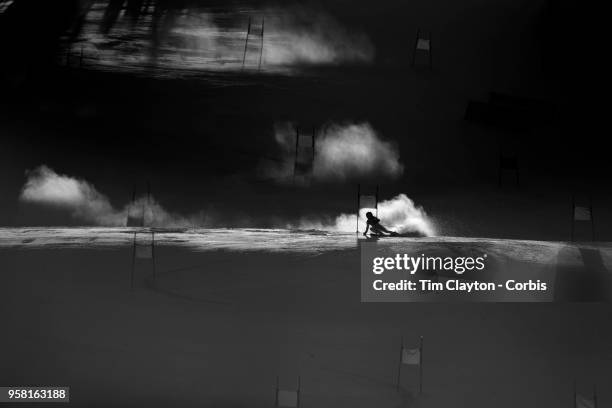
[363,212,396,237]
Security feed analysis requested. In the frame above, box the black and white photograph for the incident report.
[0,0,609,406]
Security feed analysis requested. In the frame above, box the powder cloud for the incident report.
[261,7,374,66]
[262,122,404,183]
[314,123,403,181]
[19,167,433,236]
[294,194,436,237]
[80,6,374,73]
[19,165,198,227]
